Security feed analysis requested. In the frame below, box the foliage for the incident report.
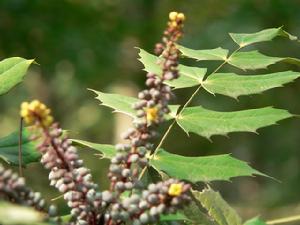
[0,57,34,96]
[196,188,243,225]
[0,12,300,225]
[0,128,40,166]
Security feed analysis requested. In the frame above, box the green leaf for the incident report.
[140,166,163,187]
[0,201,45,225]
[61,214,73,223]
[160,213,191,222]
[197,188,242,225]
[229,27,297,47]
[176,106,292,139]
[90,89,137,117]
[137,48,207,89]
[71,139,115,159]
[178,45,229,61]
[137,48,162,75]
[90,89,179,120]
[0,57,34,96]
[183,190,217,225]
[150,150,266,182]
[202,71,300,99]
[244,217,267,225]
[228,51,300,70]
[0,128,40,166]
[168,105,180,119]
[166,64,206,89]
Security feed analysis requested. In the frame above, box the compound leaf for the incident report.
[197,188,242,225]
[176,106,292,139]
[0,57,34,96]
[0,128,40,166]
[229,27,297,47]
[150,150,266,183]
[71,139,115,159]
[178,45,229,61]
[228,51,300,70]
[202,71,300,99]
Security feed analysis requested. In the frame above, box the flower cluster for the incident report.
[0,164,56,215]
[20,100,53,127]
[21,103,103,225]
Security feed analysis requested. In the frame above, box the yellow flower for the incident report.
[169,11,185,22]
[169,11,178,21]
[146,107,158,123]
[20,100,53,127]
[177,13,185,21]
[170,21,178,28]
[168,183,183,196]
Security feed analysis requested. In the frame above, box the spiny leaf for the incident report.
[89,89,137,117]
[137,48,162,75]
[0,128,40,166]
[228,50,300,70]
[71,139,115,159]
[176,106,292,139]
[202,71,300,99]
[137,48,207,89]
[166,64,206,89]
[244,217,267,225]
[0,57,34,96]
[197,188,242,225]
[230,27,297,47]
[183,190,217,225]
[89,89,179,120]
[150,150,266,182]
[0,201,45,225]
[178,45,229,61]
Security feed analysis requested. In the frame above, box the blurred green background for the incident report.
[1,0,300,222]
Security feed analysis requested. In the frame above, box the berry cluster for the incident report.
[21,102,103,225]
[109,180,190,225]
[103,11,190,225]
[0,164,54,213]
[108,11,185,197]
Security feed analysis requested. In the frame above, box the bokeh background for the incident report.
[1,0,300,222]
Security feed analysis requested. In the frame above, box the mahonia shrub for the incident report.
[0,11,300,225]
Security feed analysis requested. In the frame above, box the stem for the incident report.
[18,117,23,177]
[139,120,177,180]
[150,84,202,158]
[51,194,64,201]
[150,120,176,156]
[267,215,300,224]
